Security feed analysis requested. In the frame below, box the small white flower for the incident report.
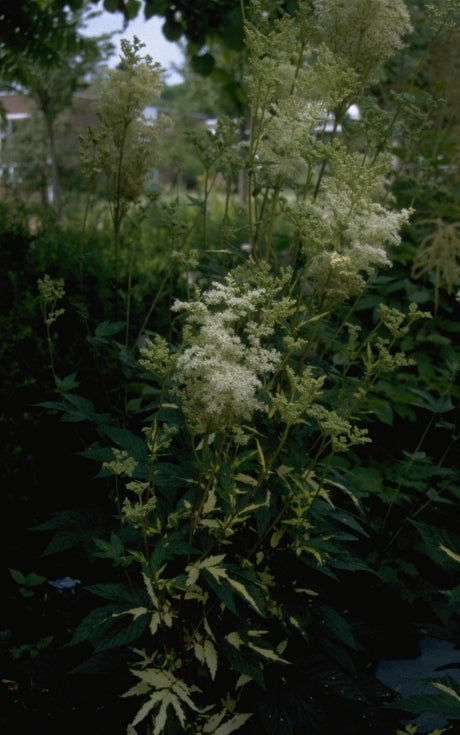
[172,275,281,432]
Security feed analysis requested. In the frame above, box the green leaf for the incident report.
[31,508,106,558]
[394,676,460,719]
[125,0,141,20]
[70,648,127,675]
[95,611,149,653]
[371,398,394,425]
[103,0,119,11]
[191,52,215,76]
[202,568,238,615]
[149,532,197,573]
[315,602,358,651]
[84,582,145,605]
[213,713,253,735]
[162,18,184,41]
[54,372,80,392]
[154,462,188,492]
[440,545,460,564]
[257,688,327,735]
[68,603,118,647]
[92,320,125,339]
[349,465,384,495]
[408,389,455,414]
[78,444,115,464]
[227,575,265,616]
[93,532,125,562]
[329,552,375,575]
[68,600,149,653]
[195,637,219,681]
[9,568,26,585]
[410,520,460,567]
[24,571,47,586]
[220,636,264,687]
[54,393,97,423]
[99,425,148,462]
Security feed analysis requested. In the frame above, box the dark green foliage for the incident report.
[32,508,109,560]
[393,676,460,721]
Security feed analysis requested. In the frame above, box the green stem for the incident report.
[382,414,435,535]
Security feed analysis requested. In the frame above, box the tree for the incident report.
[1,5,112,210]
[0,0,86,76]
[0,0,295,80]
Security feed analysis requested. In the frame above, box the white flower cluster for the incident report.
[37,273,66,326]
[171,277,281,432]
[296,151,412,303]
[313,0,412,83]
[257,98,324,185]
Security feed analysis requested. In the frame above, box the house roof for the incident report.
[0,92,36,118]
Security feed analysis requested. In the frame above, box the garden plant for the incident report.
[2,1,460,734]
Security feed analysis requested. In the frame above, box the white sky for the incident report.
[81,8,185,85]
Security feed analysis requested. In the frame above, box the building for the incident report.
[0,90,99,203]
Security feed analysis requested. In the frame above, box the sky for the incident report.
[80,7,185,85]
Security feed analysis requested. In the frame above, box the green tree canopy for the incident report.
[0,0,298,77]
[0,0,87,77]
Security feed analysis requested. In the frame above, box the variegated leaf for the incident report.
[213,712,253,735]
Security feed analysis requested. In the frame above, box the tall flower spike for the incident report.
[313,0,412,85]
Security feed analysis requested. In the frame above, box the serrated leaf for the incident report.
[84,582,141,604]
[227,577,263,615]
[204,638,218,680]
[60,393,97,422]
[114,606,149,621]
[131,690,165,727]
[221,637,264,686]
[149,611,160,635]
[154,693,178,735]
[94,611,149,652]
[200,571,234,615]
[206,563,228,582]
[200,554,227,569]
[246,641,289,663]
[411,520,460,566]
[316,602,358,650]
[68,604,117,647]
[169,690,187,727]
[226,631,243,650]
[203,711,227,733]
[186,564,200,587]
[54,372,80,392]
[99,424,148,462]
[372,398,394,425]
[154,462,187,491]
[214,712,253,735]
[203,488,217,514]
[149,534,197,574]
[40,530,86,556]
[93,531,124,559]
[142,573,158,607]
